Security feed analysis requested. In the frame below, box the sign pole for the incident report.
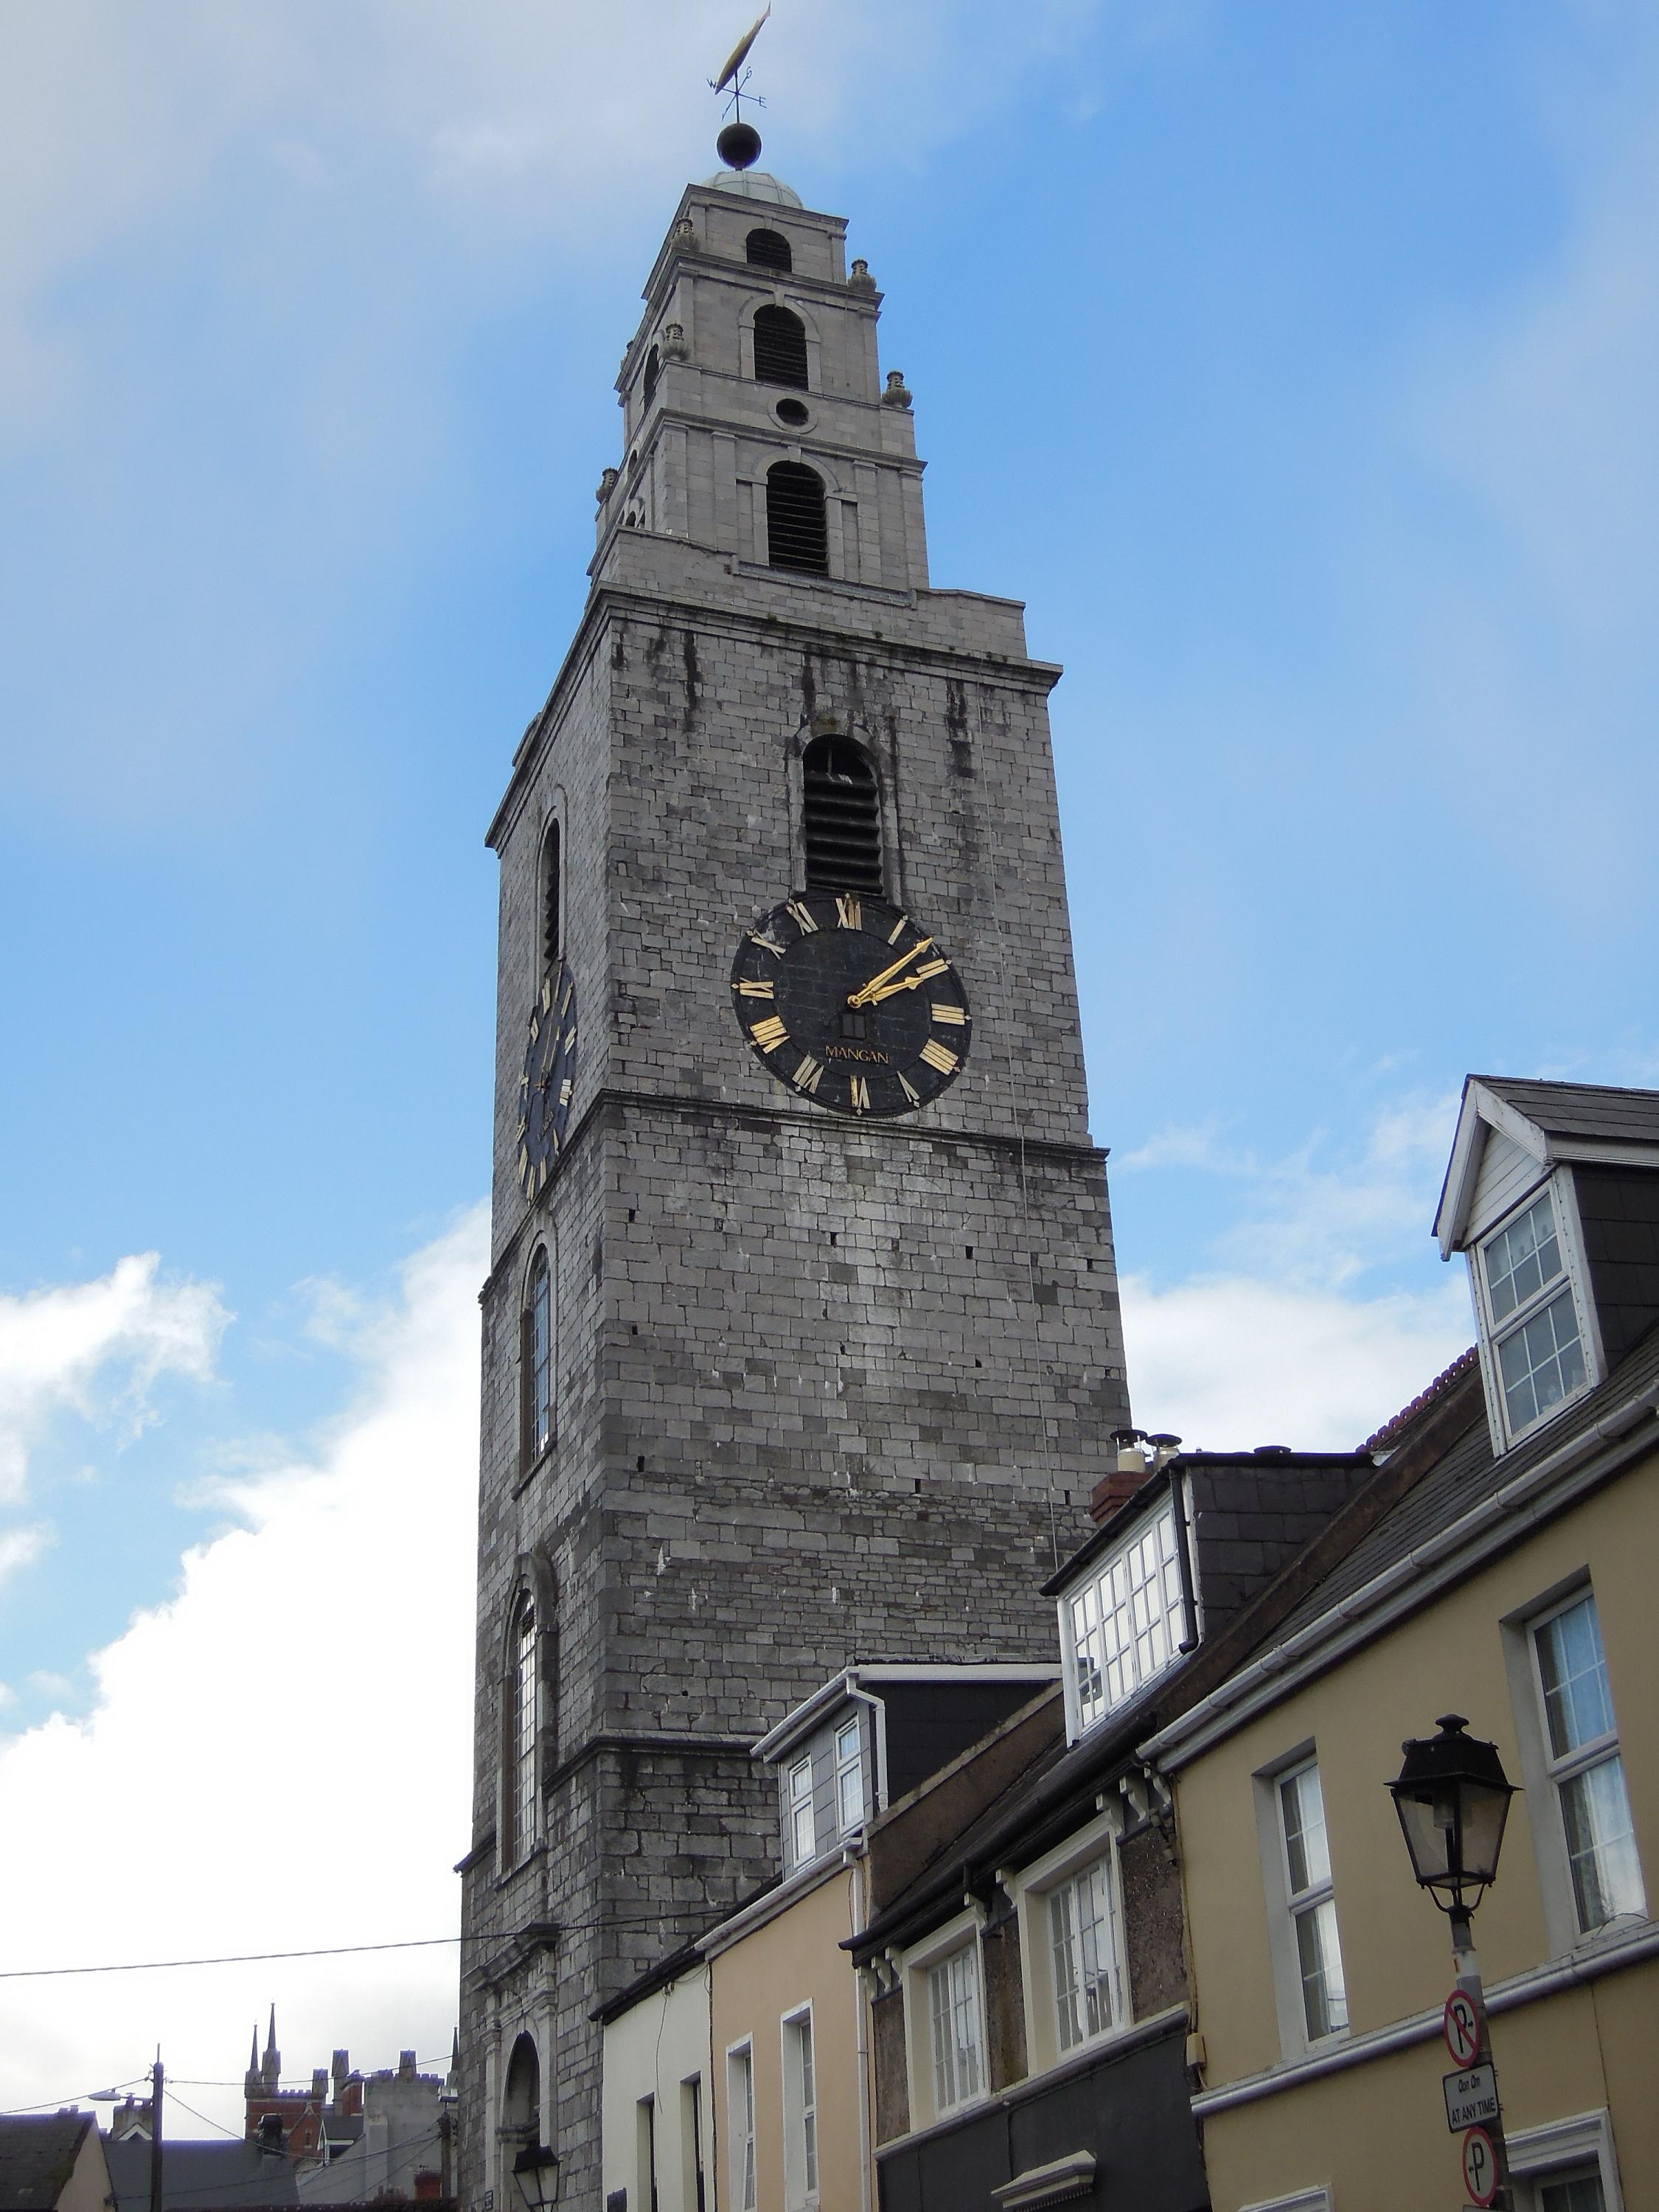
[1450,1906,1514,2210]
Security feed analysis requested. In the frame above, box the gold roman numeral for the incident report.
[919,1039,960,1075]
[751,1015,789,1052]
[539,976,553,1015]
[793,1054,823,1093]
[733,978,776,998]
[558,977,573,1018]
[886,914,909,945]
[914,958,948,981]
[748,928,787,959]
[897,1072,920,1105]
[933,1001,967,1026]
[849,1075,871,1112]
[786,900,818,934]
[835,895,862,931]
[558,1079,573,1107]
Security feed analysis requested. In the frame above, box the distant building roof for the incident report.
[0,2115,98,2212]
[105,2138,298,2212]
[1363,1346,1479,1453]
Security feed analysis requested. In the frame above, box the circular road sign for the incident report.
[1462,2126,1500,2208]
[1444,1989,1481,2067]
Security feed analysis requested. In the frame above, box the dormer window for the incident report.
[787,1755,815,1866]
[1476,1187,1590,1442]
[1061,1498,1186,1739]
[835,1717,863,1833]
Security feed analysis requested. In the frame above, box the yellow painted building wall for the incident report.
[1175,1450,1659,2211]
[708,1865,869,2212]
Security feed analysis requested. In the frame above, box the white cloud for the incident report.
[0,1209,484,2129]
[0,1253,227,1510]
[0,1525,53,1586]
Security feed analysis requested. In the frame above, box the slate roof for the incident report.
[0,2115,97,2212]
[105,2138,298,2212]
[1270,1315,1659,1647]
[1476,1076,1659,1148]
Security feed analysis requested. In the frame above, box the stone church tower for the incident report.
[457,136,1131,2209]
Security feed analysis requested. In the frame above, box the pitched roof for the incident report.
[1362,1346,1479,1453]
[1475,1076,1659,1147]
[1436,1074,1659,1253]
[0,2116,97,2212]
[105,2138,298,2212]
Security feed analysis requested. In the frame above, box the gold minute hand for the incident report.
[847,936,934,1009]
[863,959,949,1006]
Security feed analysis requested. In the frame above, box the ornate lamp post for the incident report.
[1388,1715,1519,2209]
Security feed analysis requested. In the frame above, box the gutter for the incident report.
[1142,1380,1659,1773]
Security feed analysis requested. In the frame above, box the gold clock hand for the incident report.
[863,957,950,1006]
[847,936,934,1009]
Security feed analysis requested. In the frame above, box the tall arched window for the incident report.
[521,1249,552,1466]
[641,344,661,408]
[746,227,792,272]
[752,305,808,389]
[766,462,828,578]
[801,736,883,893]
[501,2031,540,2146]
[540,821,561,973]
[507,1599,539,1861]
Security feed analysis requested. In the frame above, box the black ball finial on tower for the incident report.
[717,119,762,170]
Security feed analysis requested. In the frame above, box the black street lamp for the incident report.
[1388,1716,1520,2211]
[512,2144,560,2212]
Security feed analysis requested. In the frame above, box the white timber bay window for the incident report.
[1062,1497,1187,1739]
[1257,1753,1347,2053]
[726,2044,757,2212]
[1012,1813,1133,2074]
[1476,1186,1593,1445]
[787,1755,815,1867]
[781,2007,818,2210]
[835,1716,864,1834]
[902,1910,989,2126]
[1531,1591,1644,1935]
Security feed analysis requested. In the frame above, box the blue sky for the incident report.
[1,0,1656,2126]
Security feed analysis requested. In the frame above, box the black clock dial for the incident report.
[730,894,971,1117]
[517,960,578,1197]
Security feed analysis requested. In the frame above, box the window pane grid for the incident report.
[928,1947,983,2113]
[1533,1594,1646,1935]
[1279,1761,1346,2042]
[1484,1191,1564,1324]
[510,1602,538,1860]
[1069,1505,1183,1732]
[1498,1286,1586,1433]
[1049,1855,1121,2052]
[789,1757,815,1865]
[835,1719,863,1834]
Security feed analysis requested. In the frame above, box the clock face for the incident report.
[517,960,577,1197]
[730,893,971,1117]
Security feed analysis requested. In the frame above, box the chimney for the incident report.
[332,2051,349,2093]
[399,2051,417,2080]
[311,2070,328,2101]
[259,2115,284,2154]
[414,2174,442,2202]
[1089,1429,1153,1525]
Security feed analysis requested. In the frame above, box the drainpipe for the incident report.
[845,1851,874,2212]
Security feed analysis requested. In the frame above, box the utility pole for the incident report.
[149,2055,164,2212]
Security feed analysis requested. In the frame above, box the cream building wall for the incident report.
[600,1961,713,2212]
[708,1863,869,2212]
[61,2126,112,2212]
[1170,1446,1659,2212]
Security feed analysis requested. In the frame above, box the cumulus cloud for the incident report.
[0,1209,484,2130]
[0,1253,227,1510]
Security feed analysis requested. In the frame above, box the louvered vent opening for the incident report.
[766,462,829,577]
[746,227,793,272]
[641,344,660,408]
[803,736,883,893]
[541,821,561,968]
[752,305,809,389]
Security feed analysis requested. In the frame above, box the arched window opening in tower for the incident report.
[766,462,829,578]
[523,1249,553,1464]
[641,344,660,409]
[802,735,884,894]
[752,304,809,389]
[540,821,562,972]
[507,1600,539,1861]
[746,226,793,273]
[501,2031,540,2146]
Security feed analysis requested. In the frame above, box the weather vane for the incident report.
[709,7,771,170]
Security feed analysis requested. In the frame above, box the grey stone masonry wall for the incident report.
[461,167,1131,2212]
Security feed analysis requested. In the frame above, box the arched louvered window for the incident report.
[802,735,883,894]
[752,305,808,389]
[502,2031,540,2143]
[522,1248,552,1465]
[766,462,829,578]
[746,227,792,272]
[642,344,660,408]
[506,1599,539,1861]
[540,821,561,972]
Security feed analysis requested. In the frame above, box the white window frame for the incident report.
[1509,2107,1626,2212]
[780,2004,818,2211]
[1254,1747,1349,2059]
[725,2040,757,2212]
[1057,1495,1189,1742]
[835,1716,864,1835]
[1471,1178,1601,1453]
[506,1596,539,1866]
[900,1907,988,2129]
[787,1754,816,1868]
[1503,1581,1646,1953]
[1010,1810,1130,2076]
